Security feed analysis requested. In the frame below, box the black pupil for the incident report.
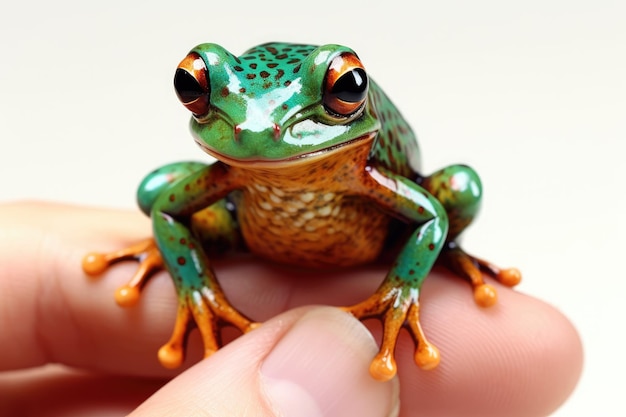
[174,68,206,103]
[331,68,367,102]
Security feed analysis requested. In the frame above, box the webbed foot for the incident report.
[343,285,439,381]
[158,285,259,369]
[440,244,521,307]
[83,239,258,368]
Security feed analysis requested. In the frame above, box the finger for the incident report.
[0,202,582,416]
[130,306,399,417]
[394,273,583,417]
[0,365,163,417]
[217,262,582,417]
[0,202,176,376]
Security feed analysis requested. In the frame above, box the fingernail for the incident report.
[261,307,399,417]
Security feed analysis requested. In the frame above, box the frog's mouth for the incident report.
[195,132,376,169]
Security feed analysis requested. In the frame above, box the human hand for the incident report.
[0,202,582,416]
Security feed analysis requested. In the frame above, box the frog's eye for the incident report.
[323,53,368,117]
[174,52,210,116]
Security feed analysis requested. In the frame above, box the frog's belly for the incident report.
[238,187,390,268]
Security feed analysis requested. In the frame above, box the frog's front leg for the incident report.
[150,162,256,368]
[83,161,208,306]
[84,161,253,368]
[421,165,521,307]
[345,166,449,381]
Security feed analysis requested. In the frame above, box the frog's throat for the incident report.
[195,132,376,169]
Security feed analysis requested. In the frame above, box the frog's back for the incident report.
[368,80,421,178]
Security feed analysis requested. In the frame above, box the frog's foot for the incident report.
[157,287,259,369]
[440,244,522,307]
[82,238,163,307]
[343,287,439,381]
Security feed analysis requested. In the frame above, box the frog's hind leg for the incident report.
[421,165,521,307]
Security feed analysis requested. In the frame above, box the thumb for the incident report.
[131,306,400,417]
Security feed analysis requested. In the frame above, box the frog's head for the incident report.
[173,42,380,165]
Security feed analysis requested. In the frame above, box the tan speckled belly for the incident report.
[232,139,391,268]
[239,183,390,267]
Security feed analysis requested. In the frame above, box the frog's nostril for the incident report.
[233,124,281,142]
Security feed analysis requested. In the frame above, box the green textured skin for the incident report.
[138,42,483,357]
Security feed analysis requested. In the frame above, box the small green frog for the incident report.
[83,42,520,381]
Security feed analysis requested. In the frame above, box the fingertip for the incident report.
[399,275,583,417]
[261,307,399,417]
[132,307,400,417]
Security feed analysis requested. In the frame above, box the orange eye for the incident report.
[323,53,368,117]
[174,52,210,116]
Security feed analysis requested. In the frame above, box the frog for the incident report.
[82,42,521,381]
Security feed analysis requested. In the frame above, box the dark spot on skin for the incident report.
[243,56,255,60]
[275,69,284,80]
[428,243,435,250]
[282,104,288,110]
[284,80,291,86]
[293,64,301,73]
[267,63,278,68]
[177,257,186,265]
[276,54,288,59]
[409,269,415,275]
[169,194,175,202]
[266,46,278,55]
[260,71,270,78]
[221,87,229,97]
[250,63,257,69]
[246,74,256,79]
[180,238,187,244]
[263,81,272,89]
[188,242,196,249]
[287,58,300,64]
[233,66,243,72]
[418,206,424,214]
[239,87,246,93]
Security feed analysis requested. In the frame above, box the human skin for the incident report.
[0,202,583,416]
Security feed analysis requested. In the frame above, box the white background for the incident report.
[1,0,624,415]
